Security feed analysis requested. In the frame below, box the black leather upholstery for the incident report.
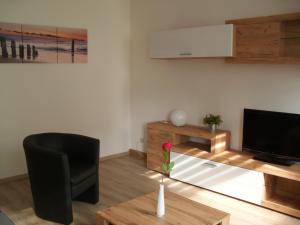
[23,133,100,225]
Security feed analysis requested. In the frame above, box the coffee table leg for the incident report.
[221,215,230,225]
[97,217,111,225]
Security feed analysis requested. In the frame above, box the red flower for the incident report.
[162,142,172,151]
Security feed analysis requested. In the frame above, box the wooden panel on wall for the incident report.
[282,38,300,57]
[225,56,300,64]
[226,12,300,25]
[281,20,300,57]
[226,12,300,64]
[234,22,281,58]
[282,19,300,38]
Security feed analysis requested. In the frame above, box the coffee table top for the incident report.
[97,191,230,225]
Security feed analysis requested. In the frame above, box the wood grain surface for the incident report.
[0,155,299,225]
[97,191,230,225]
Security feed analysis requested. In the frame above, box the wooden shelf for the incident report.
[226,56,300,64]
[146,121,231,174]
[147,121,230,141]
[226,12,300,24]
[281,36,300,40]
[173,141,211,153]
[262,195,300,218]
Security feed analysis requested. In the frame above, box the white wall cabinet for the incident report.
[170,152,265,204]
[150,24,234,58]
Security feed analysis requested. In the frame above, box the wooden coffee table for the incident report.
[96,191,230,225]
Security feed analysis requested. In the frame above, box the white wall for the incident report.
[130,0,300,151]
[1,0,300,179]
[0,0,131,178]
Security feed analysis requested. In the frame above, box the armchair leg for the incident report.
[75,182,99,204]
[34,199,73,225]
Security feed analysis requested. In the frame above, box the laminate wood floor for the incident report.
[0,155,299,225]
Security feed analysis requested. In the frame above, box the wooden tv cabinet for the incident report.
[146,121,300,218]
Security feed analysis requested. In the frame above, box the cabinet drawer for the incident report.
[170,152,264,204]
[146,128,172,152]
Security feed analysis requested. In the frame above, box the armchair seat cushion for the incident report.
[71,174,97,198]
[69,161,97,185]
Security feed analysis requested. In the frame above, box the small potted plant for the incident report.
[203,114,223,132]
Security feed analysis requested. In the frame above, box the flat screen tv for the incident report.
[243,109,300,165]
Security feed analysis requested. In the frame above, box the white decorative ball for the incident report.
[169,110,187,126]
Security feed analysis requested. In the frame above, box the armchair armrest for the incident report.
[63,134,100,165]
[23,141,73,223]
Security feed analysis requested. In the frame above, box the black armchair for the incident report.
[23,133,100,225]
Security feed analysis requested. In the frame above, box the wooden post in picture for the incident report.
[32,45,36,59]
[71,39,75,63]
[27,44,31,59]
[19,44,24,59]
[1,38,8,58]
[11,40,17,58]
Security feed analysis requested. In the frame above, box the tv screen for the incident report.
[243,109,300,159]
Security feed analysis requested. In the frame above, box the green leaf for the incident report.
[169,161,175,170]
[166,161,175,173]
[162,163,168,173]
[203,114,223,126]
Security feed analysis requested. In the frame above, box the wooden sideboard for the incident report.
[146,121,300,218]
[146,121,231,173]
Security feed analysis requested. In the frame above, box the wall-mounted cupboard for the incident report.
[150,24,235,58]
[150,12,300,64]
[226,12,300,64]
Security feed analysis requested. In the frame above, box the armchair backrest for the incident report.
[24,132,100,166]
[24,133,65,153]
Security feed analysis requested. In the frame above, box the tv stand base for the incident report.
[253,153,295,166]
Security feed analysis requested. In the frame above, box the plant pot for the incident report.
[209,124,216,133]
[156,183,165,217]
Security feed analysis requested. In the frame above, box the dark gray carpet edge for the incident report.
[0,211,15,225]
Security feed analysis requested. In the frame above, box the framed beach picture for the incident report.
[57,27,88,63]
[0,22,23,63]
[22,24,58,63]
[0,22,87,64]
